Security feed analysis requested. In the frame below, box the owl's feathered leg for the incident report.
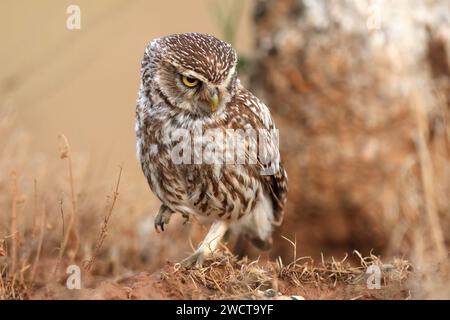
[154,204,173,232]
[181,221,228,267]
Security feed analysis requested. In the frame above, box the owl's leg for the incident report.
[154,204,173,232]
[181,221,228,267]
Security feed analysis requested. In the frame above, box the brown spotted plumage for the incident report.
[136,33,287,266]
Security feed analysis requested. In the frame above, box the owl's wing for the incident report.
[229,86,288,226]
[265,164,288,226]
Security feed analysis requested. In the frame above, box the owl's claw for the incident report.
[154,205,172,233]
[180,221,229,268]
[154,221,164,232]
[181,250,208,268]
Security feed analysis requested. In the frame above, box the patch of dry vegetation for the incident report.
[106,249,411,300]
[0,108,193,299]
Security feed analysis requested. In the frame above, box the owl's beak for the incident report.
[209,92,219,112]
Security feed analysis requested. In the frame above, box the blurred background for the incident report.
[1,0,449,299]
[0,0,253,187]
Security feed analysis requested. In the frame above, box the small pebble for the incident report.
[264,289,277,298]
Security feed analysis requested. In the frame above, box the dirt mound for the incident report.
[29,253,412,300]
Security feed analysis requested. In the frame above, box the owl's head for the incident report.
[141,33,238,116]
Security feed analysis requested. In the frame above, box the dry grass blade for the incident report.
[84,166,123,272]
[0,239,5,257]
[29,204,46,287]
[9,172,22,283]
[412,94,447,262]
[55,134,79,274]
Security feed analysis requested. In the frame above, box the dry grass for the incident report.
[55,134,79,267]
[83,165,123,272]
[152,248,412,300]
[0,108,194,299]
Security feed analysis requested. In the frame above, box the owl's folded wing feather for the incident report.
[266,165,288,226]
[229,86,288,226]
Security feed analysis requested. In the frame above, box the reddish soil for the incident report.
[30,259,412,300]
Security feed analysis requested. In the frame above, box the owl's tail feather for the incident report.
[250,236,273,251]
[231,189,275,250]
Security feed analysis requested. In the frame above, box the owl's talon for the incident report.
[154,222,164,233]
[181,251,207,268]
[181,221,228,268]
[154,205,173,233]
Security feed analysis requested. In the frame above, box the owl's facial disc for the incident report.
[155,61,233,116]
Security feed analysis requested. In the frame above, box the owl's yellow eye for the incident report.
[181,75,199,88]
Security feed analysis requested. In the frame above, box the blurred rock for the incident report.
[250,0,450,259]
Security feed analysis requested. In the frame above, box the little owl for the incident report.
[136,33,287,266]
